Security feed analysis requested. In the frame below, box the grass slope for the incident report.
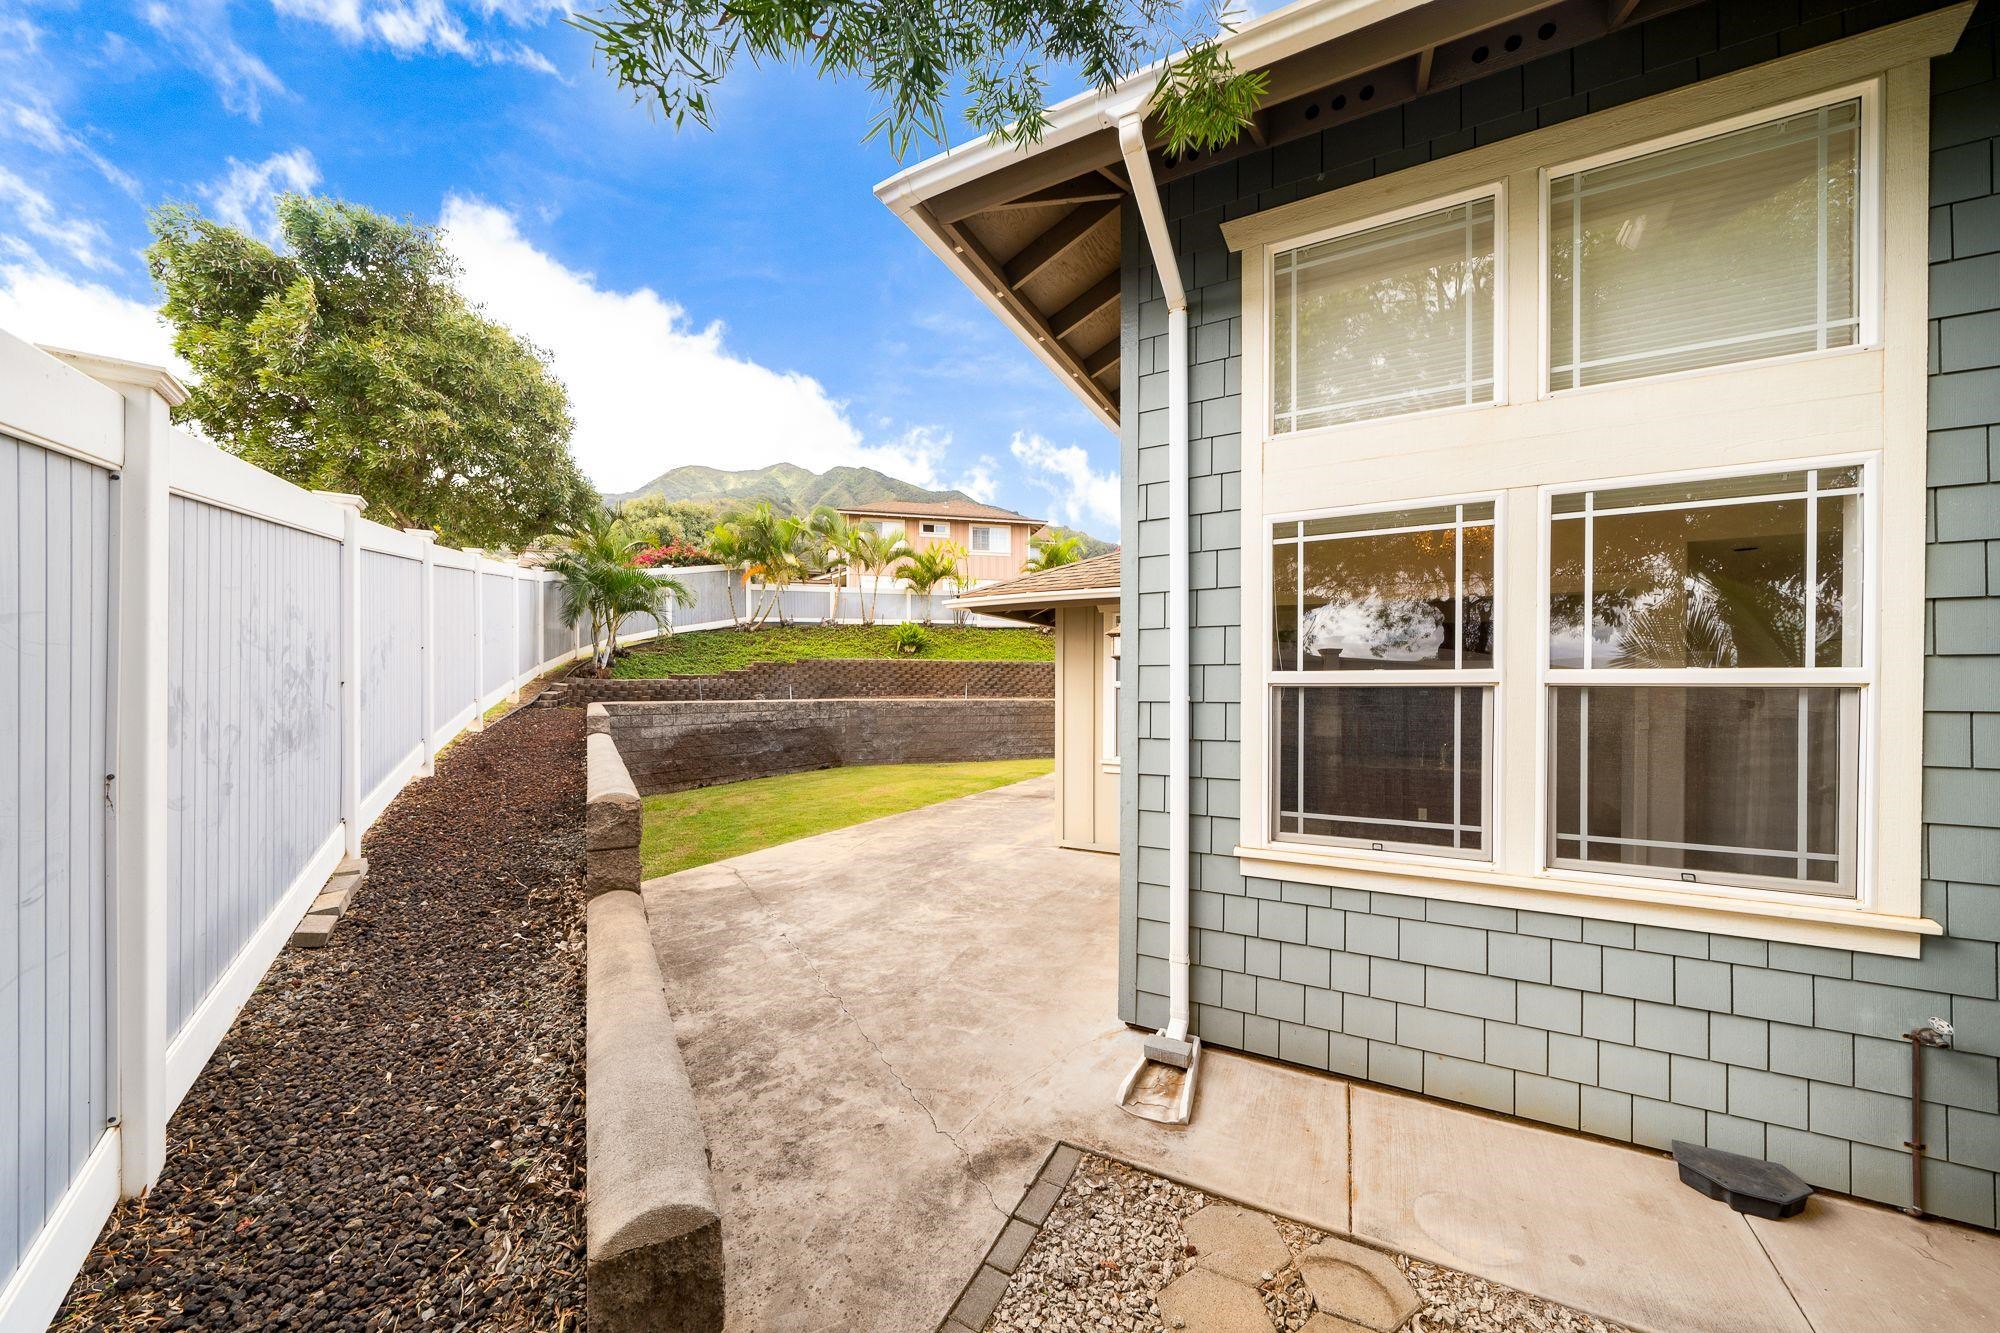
[610,624,1052,677]
[640,759,1051,880]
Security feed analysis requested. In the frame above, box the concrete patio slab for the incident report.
[1348,1088,1810,1333]
[643,775,2000,1333]
[1748,1195,2000,1333]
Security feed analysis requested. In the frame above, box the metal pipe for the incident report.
[1903,1016,1953,1216]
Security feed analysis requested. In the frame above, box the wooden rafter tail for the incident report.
[940,217,1118,417]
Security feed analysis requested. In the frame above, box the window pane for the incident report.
[1276,686,1488,853]
[1273,198,1496,431]
[1549,686,1855,892]
[1273,537,1300,670]
[1297,518,1493,670]
[1548,100,1860,391]
[1547,469,1862,669]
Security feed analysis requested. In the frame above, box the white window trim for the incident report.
[919,521,949,536]
[1531,455,1878,908]
[1536,80,1885,401]
[970,525,1009,554]
[1267,182,1510,438]
[1219,16,1952,956]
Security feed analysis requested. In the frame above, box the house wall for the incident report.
[1119,0,2000,1226]
[840,515,1037,586]
[1054,603,1120,852]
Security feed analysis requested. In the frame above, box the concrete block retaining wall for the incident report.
[601,697,1055,795]
[584,721,724,1332]
[561,657,1055,705]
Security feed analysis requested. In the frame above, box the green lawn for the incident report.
[610,623,1052,677]
[640,759,1052,880]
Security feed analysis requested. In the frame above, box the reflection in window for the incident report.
[1271,502,1496,859]
[1548,469,1860,670]
[1273,198,1497,432]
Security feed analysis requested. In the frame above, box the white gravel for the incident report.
[984,1154,1629,1333]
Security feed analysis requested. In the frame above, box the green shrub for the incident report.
[892,623,931,655]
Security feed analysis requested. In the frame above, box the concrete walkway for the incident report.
[642,776,2000,1333]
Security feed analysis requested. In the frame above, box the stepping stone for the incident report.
[1181,1202,1292,1283]
[1298,1238,1421,1333]
[1156,1267,1273,1332]
[1672,1140,1813,1220]
[1304,1315,1374,1333]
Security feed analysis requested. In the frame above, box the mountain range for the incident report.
[608,463,979,512]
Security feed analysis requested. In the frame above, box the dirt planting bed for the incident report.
[55,708,589,1332]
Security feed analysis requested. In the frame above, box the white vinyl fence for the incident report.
[622,567,1016,635]
[0,334,600,1330]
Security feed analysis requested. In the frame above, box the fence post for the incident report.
[510,568,524,703]
[104,363,182,1197]
[407,528,438,774]
[316,493,366,857]
[468,553,486,731]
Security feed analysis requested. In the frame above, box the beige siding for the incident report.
[842,514,1038,586]
[1054,603,1118,853]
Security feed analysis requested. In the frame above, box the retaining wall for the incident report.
[600,697,1054,795]
[561,656,1055,705]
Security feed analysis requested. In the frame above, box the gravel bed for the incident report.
[987,1154,1629,1333]
[54,708,589,1332]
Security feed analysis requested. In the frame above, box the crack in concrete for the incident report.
[721,865,1010,1220]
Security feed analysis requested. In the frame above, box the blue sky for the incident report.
[0,0,1121,537]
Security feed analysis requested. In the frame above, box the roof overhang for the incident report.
[875,0,1706,425]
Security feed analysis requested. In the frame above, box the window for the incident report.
[1272,194,1498,433]
[1546,466,1865,895]
[1548,97,1865,392]
[1271,501,1496,857]
[1103,611,1121,764]
[919,521,948,537]
[970,525,1007,554]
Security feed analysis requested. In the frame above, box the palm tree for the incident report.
[705,521,749,625]
[843,524,912,624]
[900,541,965,625]
[733,501,805,627]
[548,510,693,672]
[1023,532,1085,572]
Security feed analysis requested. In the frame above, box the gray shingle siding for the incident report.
[1118,1,2000,1227]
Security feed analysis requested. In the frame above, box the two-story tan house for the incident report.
[837,498,1045,589]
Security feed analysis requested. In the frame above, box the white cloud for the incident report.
[0,166,117,271]
[144,0,288,120]
[952,454,1000,503]
[1009,431,1119,535]
[0,262,184,373]
[202,148,321,239]
[272,0,562,73]
[441,195,946,493]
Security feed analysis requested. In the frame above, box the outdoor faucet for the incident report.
[1904,1017,1955,1216]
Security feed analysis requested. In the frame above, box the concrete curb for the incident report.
[586,887,725,1333]
[586,704,642,897]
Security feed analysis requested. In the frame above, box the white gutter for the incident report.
[1117,113,1192,1050]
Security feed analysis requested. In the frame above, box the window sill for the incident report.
[1233,843,1939,957]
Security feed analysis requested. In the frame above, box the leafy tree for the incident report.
[1023,532,1085,572]
[575,0,1267,159]
[148,195,595,548]
[612,492,724,550]
[548,510,693,672]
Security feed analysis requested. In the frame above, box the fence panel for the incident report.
[0,434,116,1302]
[166,497,340,1039]
[836,587,867,622]
[516,578,538,679]
[660,565,735,629]
[480,571,514,699]
[434,565,478,733]
[360,551,424,799]
[541,576,573,663]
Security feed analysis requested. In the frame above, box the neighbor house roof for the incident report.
[950,551,1121,619]
[838,498,1045,526]
[874,0,1702,427]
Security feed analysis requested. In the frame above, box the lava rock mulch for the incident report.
[54,707,589,1332]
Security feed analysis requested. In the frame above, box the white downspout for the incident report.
[1118,114,1192,1050]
